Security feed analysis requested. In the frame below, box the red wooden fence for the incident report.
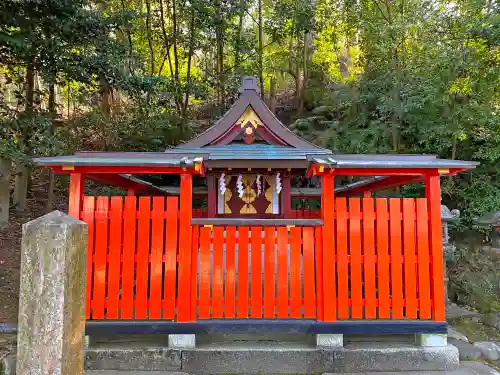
[80,196,442,322]
[190,225,321,319]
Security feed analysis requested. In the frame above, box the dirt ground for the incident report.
[0,171,68,323]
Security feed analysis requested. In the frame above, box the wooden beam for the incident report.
[68,173,84,218]
[48,165,205,175]
[85,319,448,335]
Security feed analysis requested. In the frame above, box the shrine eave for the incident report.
[308,155,478,176]
[33,153,205,175]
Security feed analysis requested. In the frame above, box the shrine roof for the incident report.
[309,155,478,169]
[35,152,202,167]
[34,149,478,173]
[176,76,321,149]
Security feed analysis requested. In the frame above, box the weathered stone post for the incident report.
[16,211,87,375]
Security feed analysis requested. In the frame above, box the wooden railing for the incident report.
[80,196,442,322]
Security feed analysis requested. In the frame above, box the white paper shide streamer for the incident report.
[237,174,244,198]
[219,172,226,195]
[256,174,262,196]
[276,172,282,194]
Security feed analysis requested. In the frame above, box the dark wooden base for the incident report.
[85,319,447,336]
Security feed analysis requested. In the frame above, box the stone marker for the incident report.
[16,211,88,375]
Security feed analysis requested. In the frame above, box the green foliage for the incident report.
[448,241,500,314]
[0,0,499,230]
[57,104,191,154]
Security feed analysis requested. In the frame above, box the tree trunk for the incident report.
[269,77,277,114]
[100,76,111,119]
[145,0,155,76]
[121,0,134,74]
[215,0,224,111]
[294,41,301,112]
[391,51,401,152]
[0,159,10,228]
[13,64,35,211]
[298,33,309,115]
[258,0,264,97]
[234,0,245,73]
[182,9,196,119]
[159,0,180,114]
[172,0,181,108]
[13,163,29,212]
[25,63,35,114]
[45,84,56,213]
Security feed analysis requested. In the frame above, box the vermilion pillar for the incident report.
[321,172,336,321]
[425,173,446,321]
[68,172,84,218]
[178,173,193,321]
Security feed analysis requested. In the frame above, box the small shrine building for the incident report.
[35,76,477,337]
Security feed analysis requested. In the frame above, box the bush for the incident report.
[447,238,500,314]
[56,104,192,154]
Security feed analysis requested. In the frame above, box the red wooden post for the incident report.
[321,173,337,321]
[363,191,371,198]
[282,175,292,218]
[207,175,217,217]
[425,173,446,321]
[127,188,135,196]
[68,173,84,218]
[178,173,193,321]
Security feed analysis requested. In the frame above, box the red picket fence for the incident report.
[190,225,321,319]
[80,196,442,322]
[81,195,181,320]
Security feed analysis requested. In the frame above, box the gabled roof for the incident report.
[176,76,321,149]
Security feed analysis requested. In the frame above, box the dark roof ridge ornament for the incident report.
[238,76,260,94]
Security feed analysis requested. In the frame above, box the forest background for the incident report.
[1,0,499,220]
[0,0,499,317]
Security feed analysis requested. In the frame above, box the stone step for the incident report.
[85,342,459,373]
[85,362,499,375]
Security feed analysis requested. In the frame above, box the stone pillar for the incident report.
[16,211,88,375]
[168,334,196,349]
[0,159,10,229]
[415,334,447,347]
[316,334,343,348]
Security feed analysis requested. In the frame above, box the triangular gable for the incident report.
[177,76,320,149]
